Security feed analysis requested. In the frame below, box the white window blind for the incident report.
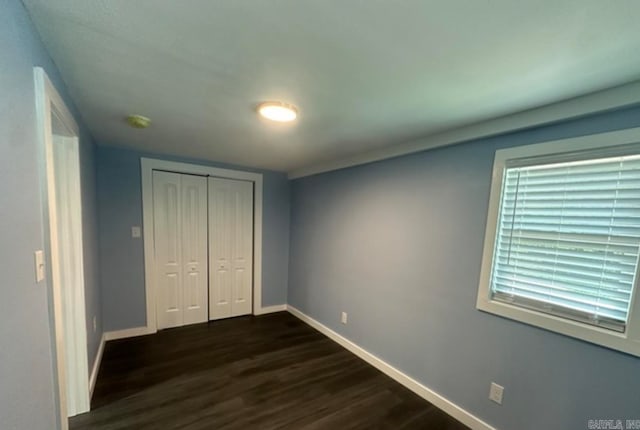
[490,153,640,332]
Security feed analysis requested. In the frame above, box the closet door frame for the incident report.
[141,158,264,334]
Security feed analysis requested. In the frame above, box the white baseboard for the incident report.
[286,305,496,430]
[104,326,155,341]
[256,304,288,315]
[102,307,287,342]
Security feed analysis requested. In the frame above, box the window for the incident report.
[477,128,640,357]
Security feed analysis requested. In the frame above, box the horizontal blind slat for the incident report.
[493,269,633,300]
[494,254,637,280]
[493,277,630,314]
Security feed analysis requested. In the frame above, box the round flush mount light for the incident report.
[126,114,151,129]
[257,101,298,122]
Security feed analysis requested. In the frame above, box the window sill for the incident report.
[476,296,640,358]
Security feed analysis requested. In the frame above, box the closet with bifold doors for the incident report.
[152,171,254,330]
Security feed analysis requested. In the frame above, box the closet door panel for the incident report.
[153,171,183,330]
[231,180,253,317]
[181,175,208,325]
[208,178,233,319]
[209,177,254,320]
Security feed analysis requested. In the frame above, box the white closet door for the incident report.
[181,175,208,325]
[231,179,253,316]
[208,178,233,319]
[154,171,209,329]
[154,171,183,329]
[209,177,253,320]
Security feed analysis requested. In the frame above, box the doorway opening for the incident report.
[35,68,90,428]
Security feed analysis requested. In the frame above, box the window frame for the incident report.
[477,127,640,357]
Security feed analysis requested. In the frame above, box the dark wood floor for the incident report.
[71,312,468,430]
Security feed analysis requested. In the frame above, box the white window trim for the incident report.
[477,127,640,357]
[141,158,264,334]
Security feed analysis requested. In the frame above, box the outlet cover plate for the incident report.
[131,226,141,238]
[489,382,504,405]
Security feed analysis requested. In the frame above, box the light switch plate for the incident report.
[34,250,45,282]
[131,226,141,238]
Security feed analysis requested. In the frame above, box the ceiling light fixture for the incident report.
[126,114,151,129]
[257,101,298,122]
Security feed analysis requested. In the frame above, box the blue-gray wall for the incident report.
[96,145,290,331]
[0,0,101,428]
[79,125,102,375]
[288,105,640,430]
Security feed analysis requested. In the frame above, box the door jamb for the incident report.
[141,158,264,334]
[34,67,90,429]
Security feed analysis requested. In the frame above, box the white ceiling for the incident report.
[23,0,640,173]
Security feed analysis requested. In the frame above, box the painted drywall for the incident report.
[80,140,102,370]
[0,0,101,428]
[288,105,640,430]
[96,145,290,332]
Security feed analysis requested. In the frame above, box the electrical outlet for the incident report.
[131,226,142,238]
[489,382,504,405]
[93,316,97,332]
[341,312,348,324]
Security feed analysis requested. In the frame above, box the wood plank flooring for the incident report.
[71,312,469,430]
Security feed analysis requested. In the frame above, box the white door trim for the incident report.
[141,158,264,333]
[89,333,106,399]
[34,67,90,429]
